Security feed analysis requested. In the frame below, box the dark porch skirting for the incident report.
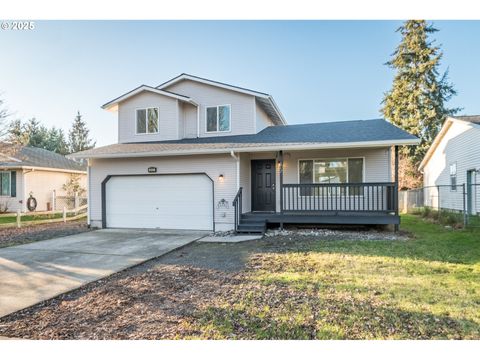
[242,211,400,226]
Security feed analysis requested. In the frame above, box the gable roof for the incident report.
[69,119,419,159]
[0,144,86,172]
[419,115,480,171]
[157,73,287,126]
[101,85,198,111]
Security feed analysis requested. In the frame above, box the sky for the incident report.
[1,20,479,146]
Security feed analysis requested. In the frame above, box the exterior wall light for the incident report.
[218,174,224,181]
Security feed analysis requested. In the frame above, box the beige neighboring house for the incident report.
[70,73,419,233]
[419,115,480,215]
[0,144,87,213]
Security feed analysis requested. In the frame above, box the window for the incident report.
[450,162,457,191]
[299,158,364,195]
[206,105,230,132]
[136,107,159,134]
[0,172,11,196]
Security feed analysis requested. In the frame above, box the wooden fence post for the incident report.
[74,192,79,215]
[63,207,67,223]
[16,210,21,228]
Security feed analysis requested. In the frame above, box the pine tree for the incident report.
[381,20,460,188]
[46,127,69,155]
[68,111,96,154]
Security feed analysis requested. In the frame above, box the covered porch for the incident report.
[232,146,400,233]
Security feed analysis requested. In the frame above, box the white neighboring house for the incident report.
[0,144,87,213]
[419,116,480,215]
[70,73,419,233]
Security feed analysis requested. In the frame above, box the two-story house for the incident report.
[71,74,419,233]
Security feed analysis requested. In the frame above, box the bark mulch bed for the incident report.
[0,220,91,248]
[0,262,239,339]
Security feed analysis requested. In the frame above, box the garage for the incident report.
[104,174,213,230]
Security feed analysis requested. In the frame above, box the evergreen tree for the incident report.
[46,127,69,155]
[23,118,49,148]
[68,111,95,153]
[7,119,29,145]
[381,20,460,188]
[7,119,69,155]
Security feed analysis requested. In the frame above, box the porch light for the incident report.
[218,174,224,181]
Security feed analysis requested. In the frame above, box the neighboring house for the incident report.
[419,116,480,215]
[70,73,419,233]
[0,144,87,213]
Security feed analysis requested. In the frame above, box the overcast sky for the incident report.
[1,20,478,146]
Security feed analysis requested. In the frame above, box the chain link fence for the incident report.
[400,183,480,227]
[52,191,87,213]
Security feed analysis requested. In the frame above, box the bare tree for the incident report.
[0,96,10,139]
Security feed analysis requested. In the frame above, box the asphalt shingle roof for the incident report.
[71,119,418,158]
[145,119,417,145]
[0,144,86,171]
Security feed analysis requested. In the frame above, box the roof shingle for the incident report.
[0,144,86,171]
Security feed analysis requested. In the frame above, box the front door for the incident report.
[467,170,476,215]
[251,159,276,212]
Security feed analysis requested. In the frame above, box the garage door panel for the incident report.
[105,175,213,230]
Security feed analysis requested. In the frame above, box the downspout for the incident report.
[230,151,240,191]
[87,159,91,227]
[22,168,35,213]
[196,104,200,138]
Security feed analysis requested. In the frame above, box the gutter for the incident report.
[0,165,87,174]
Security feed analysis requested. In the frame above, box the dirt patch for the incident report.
[0,220,91,248]
[0,228,413,339]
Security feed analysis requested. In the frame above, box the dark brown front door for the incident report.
[251,159,276,212]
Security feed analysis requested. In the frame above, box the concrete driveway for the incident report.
[0,229,206,318]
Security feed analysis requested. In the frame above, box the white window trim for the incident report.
[205,104,231,133]
[135,107,159,135]
[0,171,11,197]
[297,157,366,197]
[297,157,366,183]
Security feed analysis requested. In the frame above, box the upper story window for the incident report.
[450,162,457,191]
[206,105,231,133]
[136,107,159,134]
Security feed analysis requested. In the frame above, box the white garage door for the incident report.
[105,174,213,230]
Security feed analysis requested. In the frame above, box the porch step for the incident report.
[236,222,266,234]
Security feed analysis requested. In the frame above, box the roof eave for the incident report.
[69,138,420,160]
[101,85,196,111]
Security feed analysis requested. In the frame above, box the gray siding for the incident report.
[255,100,274,132]
[89,154,237,230]
[118,91,180,143]
[423,120,480,213]
[164,79,256,137]
[242,147,390,212]
[182,102,198,138]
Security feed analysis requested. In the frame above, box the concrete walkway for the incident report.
[0,229,206,318]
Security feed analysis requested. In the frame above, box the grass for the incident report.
[190,215,480,339]
[0,213,64,224]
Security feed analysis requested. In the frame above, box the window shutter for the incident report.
[10,171,16,197]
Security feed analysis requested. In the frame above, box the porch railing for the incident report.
[281,182,397,213]
[232,187,243,232]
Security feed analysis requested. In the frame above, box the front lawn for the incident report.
[194,216,480,339]
[0,215,478,339]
